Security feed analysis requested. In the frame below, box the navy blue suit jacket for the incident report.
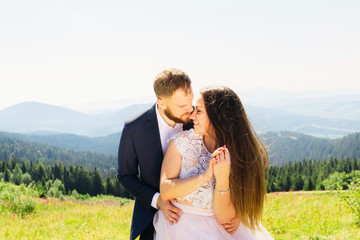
[118,104,193,240]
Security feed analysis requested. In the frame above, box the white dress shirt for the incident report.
[151,104,183,209]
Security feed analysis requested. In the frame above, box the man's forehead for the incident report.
[171,88,193,99]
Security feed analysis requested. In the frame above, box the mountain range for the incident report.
[0,92,359,169]
[0,102,152,137]
[1,130,359,167]
[0,93,359,138]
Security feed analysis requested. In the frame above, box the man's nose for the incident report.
[190,107,196,119]
[188,105,195,114]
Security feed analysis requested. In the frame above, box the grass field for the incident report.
[1,195,133,239]
[1,188,359,239]
[263,191,360,239]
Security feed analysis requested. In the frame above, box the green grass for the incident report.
[1,197,133,239]
[264,191,360,239]
[1,183,359,239]
[1,182,132,239]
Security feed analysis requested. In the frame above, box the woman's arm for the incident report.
[212,147,237,224]
[160,140,215,201]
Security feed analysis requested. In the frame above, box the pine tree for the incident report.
[106,176,115,196]
[1,160,5,173]
[303,177,314,191]
[316,172,324,190]
[13,164,23,185]
[281,171,291,191]
[21,160,27,174]
[29,161,34,177]
[292,174,304,191]
[352,157,358,171]
[10,155,19,169]
[75,167,92,195]
[54,164,62,181]
[63,167,70,193]
[4,167,11,182]
[34,161,47,182]
[92,168,105,196]
[114,178,122,197]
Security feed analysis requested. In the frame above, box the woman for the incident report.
[153,86,273,239]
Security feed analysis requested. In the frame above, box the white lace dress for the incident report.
[153,130,273,240]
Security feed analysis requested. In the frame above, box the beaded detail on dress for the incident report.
[169,129,215,210]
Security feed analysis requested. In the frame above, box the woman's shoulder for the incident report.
[171,129,201,142]
[169,129,202,154]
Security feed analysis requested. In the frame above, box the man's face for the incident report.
[162,88,194,124]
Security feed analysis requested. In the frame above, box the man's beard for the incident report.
[164,107,190,124]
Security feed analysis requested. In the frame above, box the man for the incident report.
[118,68,194,240]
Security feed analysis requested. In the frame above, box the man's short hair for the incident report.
[153,68,192,98]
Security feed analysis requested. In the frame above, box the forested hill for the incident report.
[1,131,359,168]
[0,131,120,156]
[0,135,117,178]
[263,131,360,165]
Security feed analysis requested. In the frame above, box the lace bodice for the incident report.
[169,129,215,210]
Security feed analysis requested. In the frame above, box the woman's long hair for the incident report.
[201,86,269,231]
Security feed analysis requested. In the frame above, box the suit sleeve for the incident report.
[117,122,157,210]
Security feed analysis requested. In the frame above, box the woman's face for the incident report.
[190,95,213,137]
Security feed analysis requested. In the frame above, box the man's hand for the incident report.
[221,216,241,234]
[157,195,183,225]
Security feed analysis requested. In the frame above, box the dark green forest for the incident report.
[0,135,118,178]
[267,157,360,192]
[1,131,359,166]
[262,131,360,165]
[0,131,119,156]
[0,156,132,199]
[1,133,360,199]
[1,153,359,198]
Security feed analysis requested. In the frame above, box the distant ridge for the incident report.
[1,130,359,166]
[0,102,91,134]
[0,132,117,177]
[0,102,152,137]
[0,93,359,138]
[262,131,360,165]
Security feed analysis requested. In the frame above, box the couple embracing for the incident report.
[118,68,273,240]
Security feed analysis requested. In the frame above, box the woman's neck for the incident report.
[203,135,217,153]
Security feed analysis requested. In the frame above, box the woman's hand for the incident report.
[221,215,241,234]
[212,145,231,183]
[202,157,216,182]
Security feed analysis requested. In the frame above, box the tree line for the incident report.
[0,156,132,199]
[0,131,119,156]
[262,131,360,166]
[267,157,360,192]
[1,133,360,198]
[3,131,360,167]
[2,154,360,199]
[0,135,118,178]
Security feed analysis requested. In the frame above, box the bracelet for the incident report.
[214,187,230,195]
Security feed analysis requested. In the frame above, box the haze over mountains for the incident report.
[0,102,152,137]
[0,90,359,139]
[0,90,359,166]
[1,130,359,167]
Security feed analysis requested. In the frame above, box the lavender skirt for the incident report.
[153,202,273,240]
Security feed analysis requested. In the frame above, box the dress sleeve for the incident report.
[168,129,193,157]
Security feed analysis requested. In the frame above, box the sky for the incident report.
[1,0,359,112]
